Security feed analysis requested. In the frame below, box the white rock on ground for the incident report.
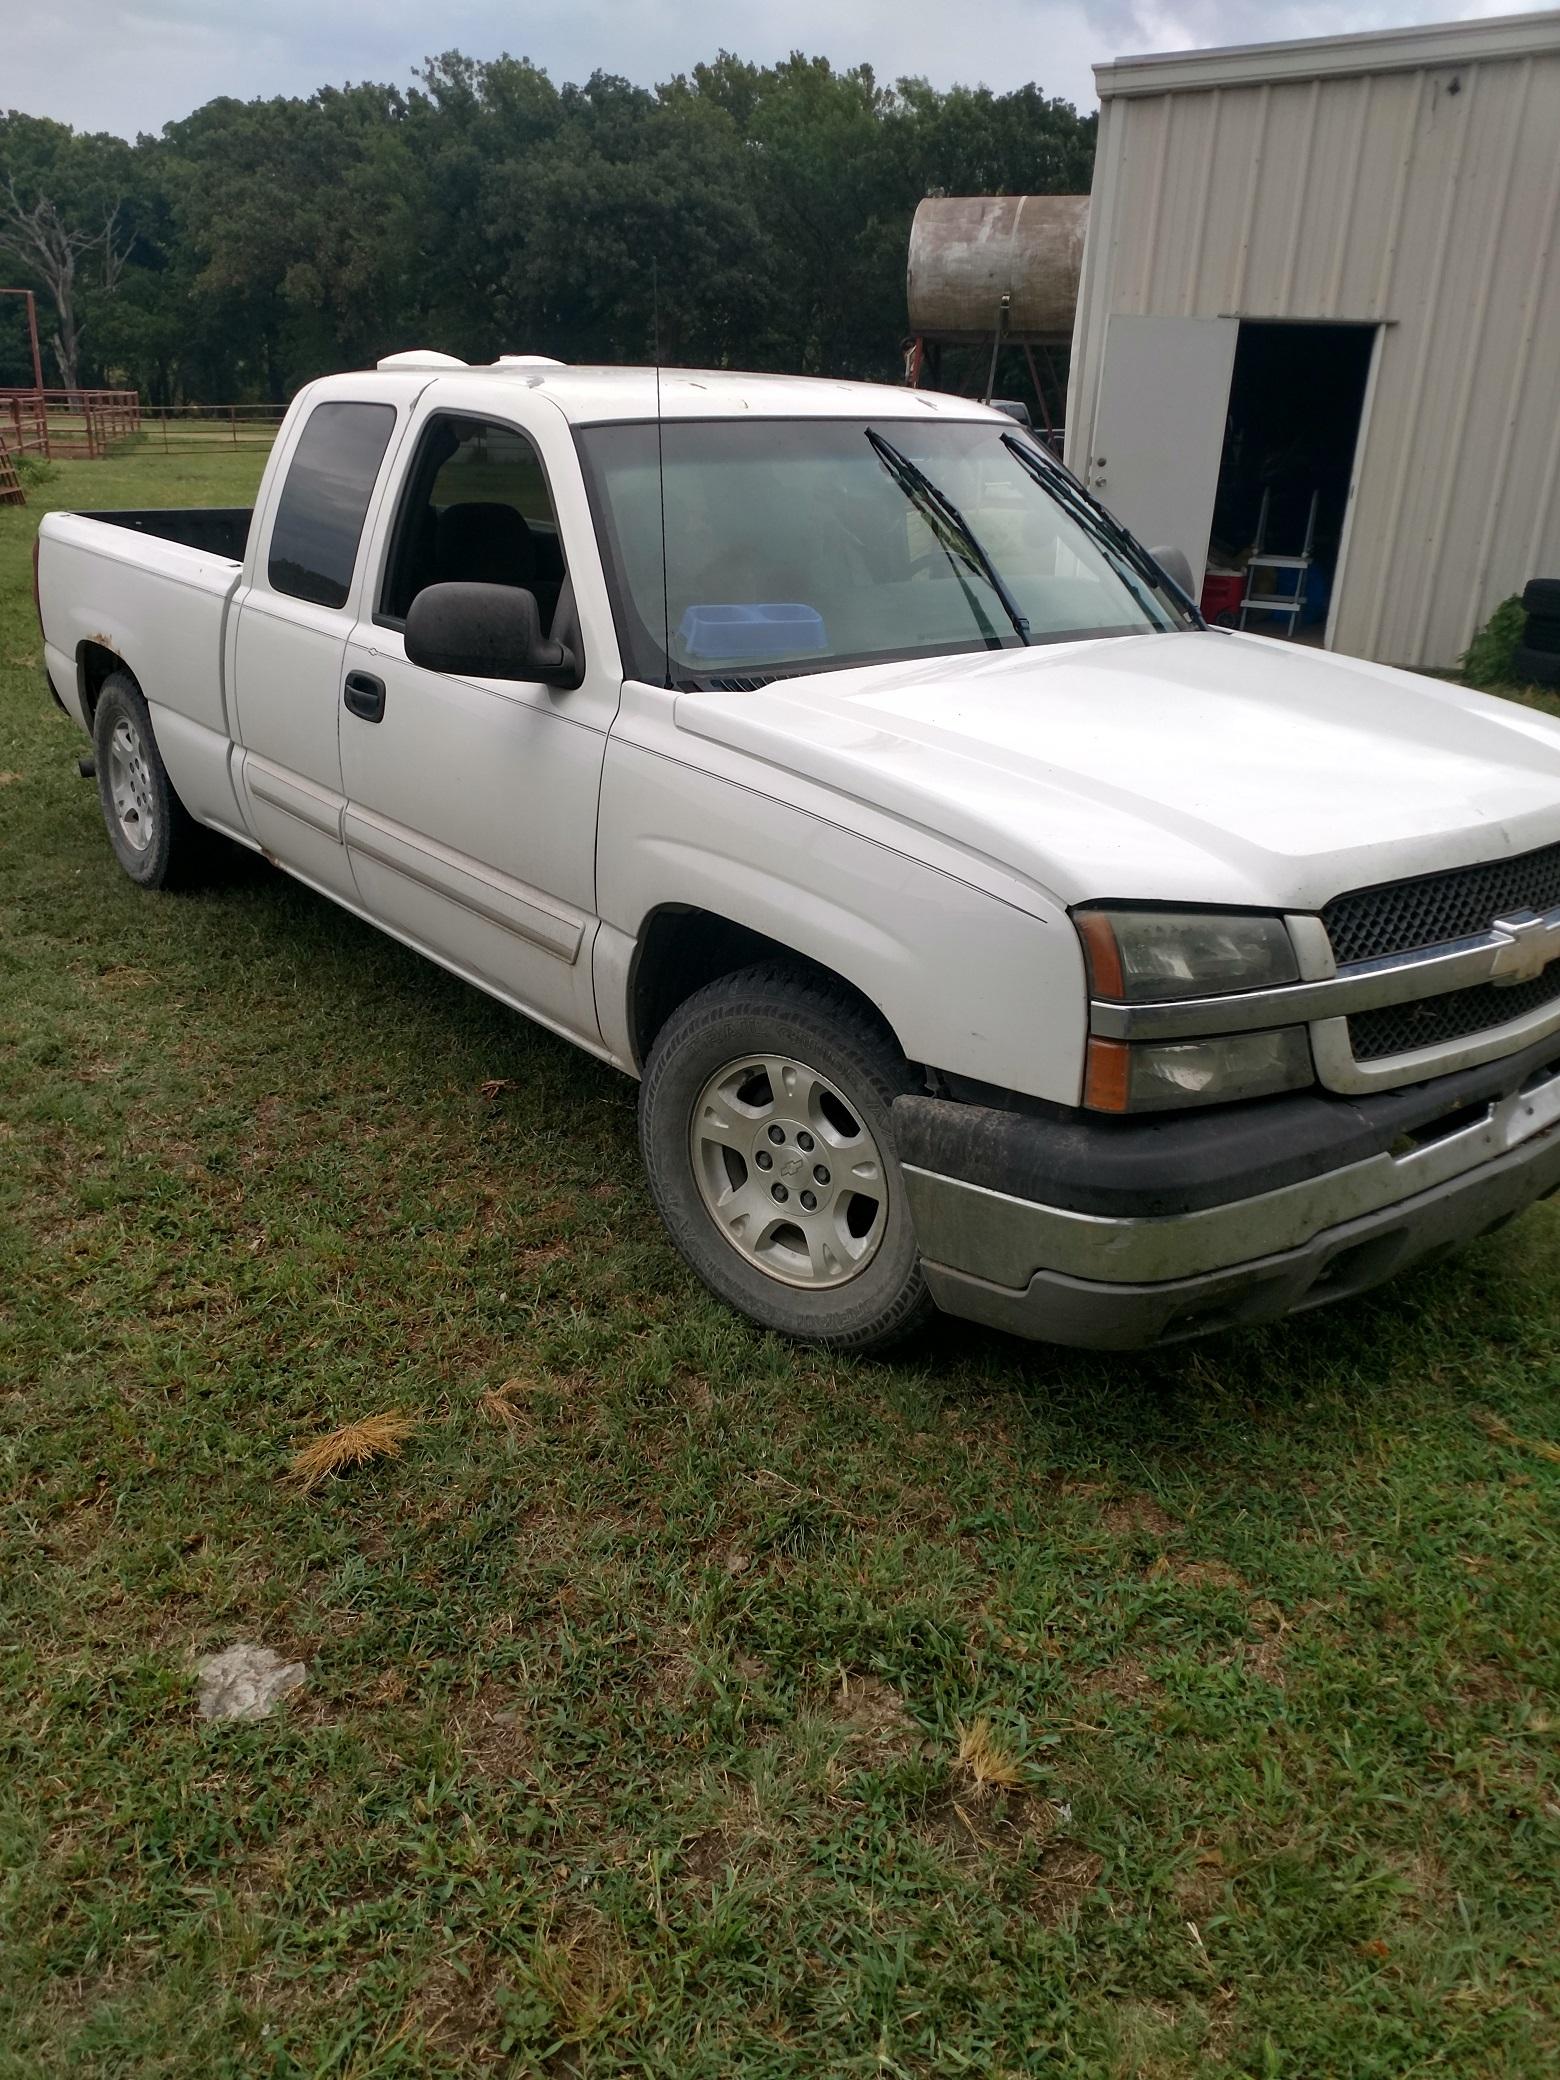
[195,1643,307,1721]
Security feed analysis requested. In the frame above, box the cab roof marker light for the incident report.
[375,349,468,371]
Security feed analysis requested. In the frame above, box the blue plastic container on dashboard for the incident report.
[676,603,828,661]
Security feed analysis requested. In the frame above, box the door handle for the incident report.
[343,670,385,723]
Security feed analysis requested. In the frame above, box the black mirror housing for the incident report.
[404,581,580,687]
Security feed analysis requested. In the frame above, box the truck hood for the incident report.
[673,631,1560,913]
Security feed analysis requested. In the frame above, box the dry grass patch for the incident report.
[1030,1838,1106,1923]
[1152,1555,1247,1592]
[452,1682,540,1781]
[679,1784,778,1884]
[1471,1406,1560,1466]
[1077,1485,1185,1542]
[954,1716,1026,1793]
[832,1672,921,1760]
[532,1921,637,2047]
[289,1410,417,1490]
[1173,1843,1231,1922]
[1088,1654,1166,1708]
[478,1377,535,1431]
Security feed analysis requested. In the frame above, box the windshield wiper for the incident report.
[866,428,1031,647]
[999,431,1196,628]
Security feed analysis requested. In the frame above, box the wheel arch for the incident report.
[627,906,908,1072]
[76,639,136,724]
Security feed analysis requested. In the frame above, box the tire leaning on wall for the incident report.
[1511,644,1560,689]
[1514,579,1560,685]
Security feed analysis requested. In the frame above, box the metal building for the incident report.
[1065,10,1560,667]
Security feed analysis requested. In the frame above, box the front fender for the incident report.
[595,733,1087,1105]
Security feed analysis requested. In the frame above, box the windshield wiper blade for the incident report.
[999,431,1197,627]
[866,428,1030,646]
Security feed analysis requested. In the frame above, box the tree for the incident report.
[1,53,1096,402]
[0,114,135,387]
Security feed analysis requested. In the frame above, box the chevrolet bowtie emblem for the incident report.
[1490,908,1560,987]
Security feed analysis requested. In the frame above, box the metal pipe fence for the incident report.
[135,404,287,452]
[1,392,53,460]
[0,392,285,460]
[0,388,140,458]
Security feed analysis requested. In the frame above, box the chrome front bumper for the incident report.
[899,1052,1560,1349]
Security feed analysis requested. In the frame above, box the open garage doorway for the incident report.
[1204,322,1377,645]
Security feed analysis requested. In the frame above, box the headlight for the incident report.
[1075,907,1299,1002]
[1084,1028,1313,1113]
[1074,906,1311,1112]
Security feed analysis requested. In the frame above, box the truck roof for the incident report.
[356,357,1005,426]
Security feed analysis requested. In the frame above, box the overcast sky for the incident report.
[7,0,1546,137]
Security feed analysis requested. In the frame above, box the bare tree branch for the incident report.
[0,173,125,388]
[101,200,131,293]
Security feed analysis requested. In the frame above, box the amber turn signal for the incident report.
[1083,1036,1131,1113]
[1074,909,1126,999]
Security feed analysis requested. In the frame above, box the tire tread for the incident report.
[92,671,208,889]
[639,961,934,1352]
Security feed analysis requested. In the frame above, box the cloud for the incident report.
[5,0,1551,138]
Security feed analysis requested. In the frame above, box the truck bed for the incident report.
[37,505,253,830]
[79,508,253,561]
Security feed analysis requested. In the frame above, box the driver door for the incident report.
[339,407,613,1044]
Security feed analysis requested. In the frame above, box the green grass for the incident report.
[2,453,1559,2078]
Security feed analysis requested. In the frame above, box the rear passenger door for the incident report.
[338,403,617,1045]
[229,392,405,899]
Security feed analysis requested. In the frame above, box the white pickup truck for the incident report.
[36,355,1560,1351]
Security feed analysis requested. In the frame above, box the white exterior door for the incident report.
[337,403,613,1047]
[230,392,408,900]
[336,628,605,1041]
[1083,316,1239,592]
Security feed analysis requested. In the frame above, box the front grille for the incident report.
[1348,963,1560,1061]
[1324,839,1560,965]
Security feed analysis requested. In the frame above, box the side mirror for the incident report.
[404,581,580,687]
[1148,544,1196,603]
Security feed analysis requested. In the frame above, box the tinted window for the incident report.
[379,415,567,630]
[268,401,396,608]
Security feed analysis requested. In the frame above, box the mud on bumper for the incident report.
[895,1037,1560,1350]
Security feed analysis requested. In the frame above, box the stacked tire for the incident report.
[1517,579,1560,689]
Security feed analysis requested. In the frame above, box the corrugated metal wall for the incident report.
[1068,45,1560,667]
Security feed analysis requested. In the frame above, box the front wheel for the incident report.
[639,963,933,1351]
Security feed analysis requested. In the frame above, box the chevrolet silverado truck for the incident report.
[35,354,1560,1351]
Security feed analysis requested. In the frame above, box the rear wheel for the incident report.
[92,671,206,888]
[639,964,933,1350]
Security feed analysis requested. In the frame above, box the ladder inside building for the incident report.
[1237,487,1319,635]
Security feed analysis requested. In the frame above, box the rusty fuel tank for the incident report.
[907,194,1090,344]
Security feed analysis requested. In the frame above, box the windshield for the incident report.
[575,416,1193,685]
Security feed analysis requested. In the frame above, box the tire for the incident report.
[639,962,934,1351]
[91,671,207,889]
[1521,578,1560,619]
[1511,644,1560,690]
[1520,615,1560,656]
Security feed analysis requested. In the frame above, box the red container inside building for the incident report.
[1200,571,1246,625]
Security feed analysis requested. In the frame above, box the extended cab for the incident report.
[36,355,1560,1350]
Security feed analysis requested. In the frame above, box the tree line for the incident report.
[0,51,1094,403]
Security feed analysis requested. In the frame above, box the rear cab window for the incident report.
[268,401,398,608]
